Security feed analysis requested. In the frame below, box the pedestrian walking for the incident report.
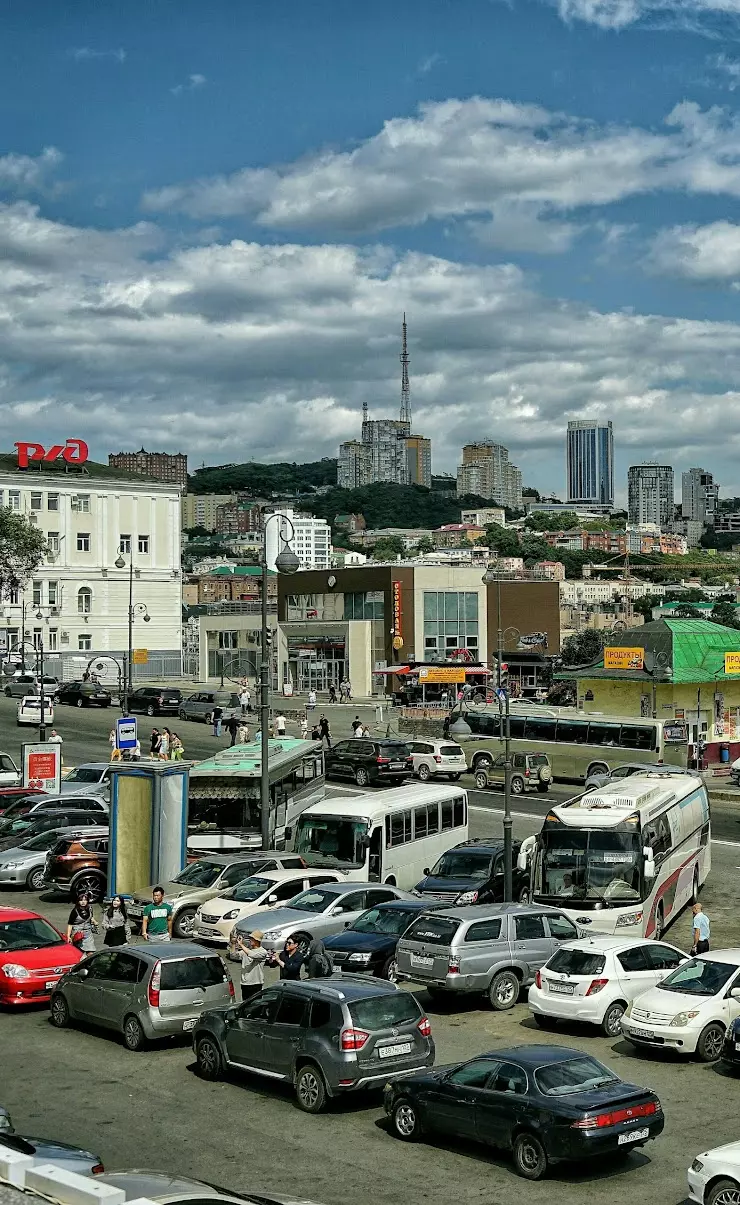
[66,893,98,954]
[328,684,338,704]
[236,720,250,744]
[692,902,710,954]
[160,728,170,761]
[344,678,352,702]
[307,688,317,711]
[141,887,173,942]
[311,722,321,741]
[226,714,239,746]
[361,723,371,738]
[275,711,287,737]
[102,896,132,948]
[351,715,362,735]
[170,733,184,760]
[109,728,122,762]
[212,705,223,737]
[48,729,64,768]
[306,937,332,978]
[239,687,251,716]
[319,713,331,748]
[300,713,308,740]
[150,728,162,758]
[236,930,268,1002]
[270,935,306,980]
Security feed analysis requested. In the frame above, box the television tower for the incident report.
[400,312,411,428]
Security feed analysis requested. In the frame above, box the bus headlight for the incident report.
[615,911,643,927]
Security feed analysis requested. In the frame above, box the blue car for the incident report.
[324,899,438,981]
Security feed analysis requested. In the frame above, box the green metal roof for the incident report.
[557,618,740,684]
[209,565,272,576]
[190,737,319,778]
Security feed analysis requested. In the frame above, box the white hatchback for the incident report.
[689,1140,740,1205]
[192,868,344,948]
[620,949,740,1061]
[406,739,467,781]
[528,935,688,1037]
[16,696,55,727]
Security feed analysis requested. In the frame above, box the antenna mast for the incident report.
[400,312,411,427]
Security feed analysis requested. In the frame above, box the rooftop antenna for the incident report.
[400,312,411,427]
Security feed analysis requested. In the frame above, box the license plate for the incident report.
[630,1027,654,1039]
[128,907,142,918]
[734,1041,740,1051]
[390,762,404,769]
[410,955,433,968]
[618,1127,649,1145]
[183,1018,197,1031]
[378,1042,412,1059]
[45,979,58,990]
[549,981,575,995]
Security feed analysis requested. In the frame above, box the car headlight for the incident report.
[0,862,18,870]
[1,964,30,980]
[223,910,239,921]
[455,890,479,906]
[670,1010,701,1027]
[348,952,372,964]
[691,1160,705,1173]
[262,930,281,941]
[615,910,643,927]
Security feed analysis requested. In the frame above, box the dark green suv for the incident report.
[473,751,552,794]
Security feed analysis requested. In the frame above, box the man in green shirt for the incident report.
[142,887,173,942]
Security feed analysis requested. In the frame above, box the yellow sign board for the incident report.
[132,648,148,665]
[418,666,467,684]
[725,652,740,674]
[604,646,644,671]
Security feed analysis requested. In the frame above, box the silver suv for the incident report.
[193,975,434,1112]
[179,691,241,724]
[396,903,581,1010]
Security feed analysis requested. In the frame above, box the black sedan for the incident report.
[384,1045,663,1181]
[324,900,436,980]
[56,680,112,708]
[721,1017,740,1068]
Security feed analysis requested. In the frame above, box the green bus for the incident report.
[458,705,688,782]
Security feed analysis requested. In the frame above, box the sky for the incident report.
[4,1,740,500]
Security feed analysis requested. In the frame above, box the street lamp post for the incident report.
[114,554,150,715]
[483,568,522,903]
[260,514,299,851]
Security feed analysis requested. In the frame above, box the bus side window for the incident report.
[441,801,453,831]
[427,803,440,834]
[508,716,525,739]
[368,828,382,881]
[414,806,428,839]
[453,796,465,827]
[620,725,655,750]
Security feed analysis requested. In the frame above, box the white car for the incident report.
[620,949,740,1061]
[16,695,55,726]
[689,1141,740,1205]
[528,935,688,1037]
[0,754,20,787]
[406,739,467,781]
[193,868,344,947]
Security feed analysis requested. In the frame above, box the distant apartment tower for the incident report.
[338,440,370,489]
[405,435,432,488]
[181,493,233,532]
[456,441,523,509]
[627,464,674,528]
[215,501,262,535]
[682,467,719,527]
[108,448,187,489]
[566,420,614,508]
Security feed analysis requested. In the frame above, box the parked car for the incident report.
[127,686,183,716]
[0,905,82,1005]
[178,690,241,724]
[0,809,110,853]
[0,755,21,788]
[43,827,109,900]
[194,975,434,1113]
[413,838,529,906]
[50,942,235,1051]
[127,854,268,938]
[0,1106,10,1130]
[397,903,582,1009]
[721,1015,740,1069]
[406,739,467,782]
[528,935,688,1037]
[95,1170,327,1205]
[17,695,55,727]
[4,673,59,699]
[473,751,552,794]
[232,881,412,954]
[0,785,44,813]
[55,680,112,708]
[620,950,740,1061]
[689,1140,740,1205]
[383,1045,663,1180]
[0,793,107,831]
[324,899,441,982]
[585,762,693,790]
[0,1129,104,1176]
[0,825,106,891]
[59,763,114,796]
[325,738,414,787]
[195,868,344,947]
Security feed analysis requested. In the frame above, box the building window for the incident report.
[77,495,90,513]
[47,532,60,553]
[344,591,384,621]
[78,634,92,651]
[8,589,19,605]
[422,591,479,661]
[77,587,92,614]
[32,581,42,607]
[33,628,42,650]
[47,629,58,651]
[30,492,43,511]
[218,631,238,649]
[119,534,131,554]
[47,493,59,511]
[138,535,149,553]
[8,491,20,511]
[0,490,4,507]
[77,533,90,552]
[48,581,58,607]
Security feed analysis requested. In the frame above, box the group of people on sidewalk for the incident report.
[235,930,332,1001]
[65,886,173,954]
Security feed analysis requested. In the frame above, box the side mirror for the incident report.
[78,967,89,978]
[344,920,351,928]
[267,895,278,905]
[285,827,292,841]
[731,987,740,1000]
[644,860,656,880]
[423,868,430,877]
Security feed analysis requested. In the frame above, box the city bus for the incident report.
[187,738,325,852]
[459,704,687,782]
[290,783,469,890]
[518,772,710,938]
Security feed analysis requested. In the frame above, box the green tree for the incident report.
[0,508,48,601]
[415,536,435,554]
[710,600,740,629]
[632,593,664,621]
[673,604,704,619]
[372,535,406,560]
[483,523,521,556]
[524,511,579,532]
[560,629,606,667]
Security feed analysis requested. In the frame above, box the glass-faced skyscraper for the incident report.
[566,420,614,508]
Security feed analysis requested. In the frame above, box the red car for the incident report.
[0,787,46,816]
[0,906,82,1005]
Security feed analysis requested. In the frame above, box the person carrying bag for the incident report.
[102,896,132,947]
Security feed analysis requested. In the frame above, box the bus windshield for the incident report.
[537,830,642,905]
[294,815,369,868]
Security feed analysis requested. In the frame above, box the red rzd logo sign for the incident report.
[14,439,89,469]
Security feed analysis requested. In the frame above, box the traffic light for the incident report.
[264,629,273,647]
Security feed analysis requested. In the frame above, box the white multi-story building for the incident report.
[560,579,668,606]
[0,453,181,675]
[264,509,331,571]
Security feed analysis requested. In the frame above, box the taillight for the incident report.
[572,1101,658,1129]
[418,1015,432,1037]
[535,970,542,989]
[157,696,164,704]
[448,957,460,975]
[340,1027,370,1050]
[91,1165,105,1176]
[586,978,609,996]
[228,978,235,998]
[524,769,530,777]
[377,757,390,765]
[148,960,161,1008]
[434,755,442,763]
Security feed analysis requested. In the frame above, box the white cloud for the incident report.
[0,148,62,194]
[70,47,126,63]
[417,52,444,76]
[650,220,740,281]
[171,73,207,96]
[546,0,740,29]
[708,52,740,89]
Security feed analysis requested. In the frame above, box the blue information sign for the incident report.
[116,716,137,750]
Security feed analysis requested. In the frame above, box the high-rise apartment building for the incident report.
[264,509,331,571]
[108,448,188,489]
[405,435,432,489]
[456,441,523,509]
[337,441,370,489]
[181,493,233,531]
[682,467,719,527]
[627,464,674,528]
[566,420,614,508]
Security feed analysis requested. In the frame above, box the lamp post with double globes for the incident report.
[114,554,150,716]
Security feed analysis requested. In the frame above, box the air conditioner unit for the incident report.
[49,607,59,616]
[28,513,38,524]
[60,631,69,643]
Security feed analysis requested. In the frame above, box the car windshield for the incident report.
[20,830,62,851]
[294,815,368,868]
[0,816,38,836]
[535,1055,619,1096]
[440,745,463,757]
[537,830,642,904]
[64,768,102,783]
[349,993,421,1029]
[172,861,223,888]
[657,957,738,996]
[230,876,274,902]
[284,887,339,913]
[428,850,492,880]
[546,948,606,976]
[352,906,420,935]
[0,917,62,951]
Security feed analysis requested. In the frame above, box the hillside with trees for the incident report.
[188,459,338,496]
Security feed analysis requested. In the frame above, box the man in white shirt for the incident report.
[275,712,287,737]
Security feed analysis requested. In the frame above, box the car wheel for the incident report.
[196,1036,223,1080]
[449,773,461,781]
[653,903,664,941]
[49,993,70,1028]
[26,865,46,891]
[692,868,700,904]
[587,762,609,778]
[392,1098,422,1141]
[295,1064,327,1113]
[533,1014,559,1031]
[122,1014,146,1052]
[355,766,369,787]
[173,907,196,939]
[696,1022,725,1063]
[706,1179,740,1205]
[513,1131,548,1181]
[205,712,213,725]
[517,883,530,904]
[473,754,493,771]
[474,771,489,790]
[537,783,549,793]
[488,969,520,1011]
[76,697,84,708]
[602,1000,626,1038]
[510,776,525,795]
[179,709,187,720]
[417,763,431,781]
[72,873,105,903]
[382,956,399,983]
[4,687,10,697]
[146,704,155,717]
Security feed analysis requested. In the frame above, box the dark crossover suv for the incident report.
[324,899,438,981]
[413,838,529,905]
[127,686,183,716]
[325,739,413,787]
[193,975,434,1112]
[56,681,112,708]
